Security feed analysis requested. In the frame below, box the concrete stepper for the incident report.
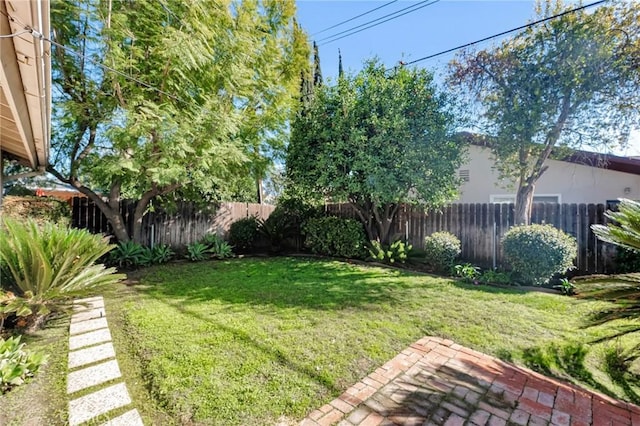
[67,296,144,425]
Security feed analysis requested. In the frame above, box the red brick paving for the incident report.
[299,336,640,426]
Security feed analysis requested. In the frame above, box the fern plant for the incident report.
[0,219,124,317]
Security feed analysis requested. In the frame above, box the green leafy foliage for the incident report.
[109,241,147,269]
[502,224,577,286]
[258,212,297,253]
[453,263,480,283]
[0,292,32,334]
[367,240,413,264]
[0,336,48,394]
[140,244,175,266]
[478,269,512,286]
[49,0,308,243]
[423,232,461,272]
[287,58,464,244]
[229,217,261,253]
[592,199,640,254]
[614,247,640,274]
[302,217,367,259]
[1,196,71,227]
[199,234,233,259]
[0,219,123,322]
[257,198,323,253]
[186,243,209,262]
[554,278,576,296]
[450,2,640,224]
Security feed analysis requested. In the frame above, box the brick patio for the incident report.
[300,337,640,426]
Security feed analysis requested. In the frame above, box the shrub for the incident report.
[140,244,174,266]
[200,234,233,259]
[0,219,124,320]
[613,247,640,273]
[0,335,48,394]
[108,241,147,268]
[423,232,461,272]
[502,224,577,286]
[368,240,413,264]
[478,269,512,286]
[255,197,323,253]
[453,263,480,283]
[1,196,70,227]
[186,242,209,262]
[228,216,260,252]
[302,217,367,259]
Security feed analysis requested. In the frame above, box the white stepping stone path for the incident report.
[67,296,144,425]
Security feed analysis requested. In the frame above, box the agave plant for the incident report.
[0,219,124,317]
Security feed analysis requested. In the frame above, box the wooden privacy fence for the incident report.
[326,203,616,274]
[71,197,274,247]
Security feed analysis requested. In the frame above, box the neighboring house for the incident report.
[0,0,51,204]
[456,141,640,205]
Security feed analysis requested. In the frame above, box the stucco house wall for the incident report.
[456,145,640,204]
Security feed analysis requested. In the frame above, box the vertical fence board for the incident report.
[71,198,615,274]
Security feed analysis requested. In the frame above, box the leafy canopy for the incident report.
[49,0,308,241]
[449,1,640,223]
[287,59,464,242]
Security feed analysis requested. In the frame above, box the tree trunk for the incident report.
[514,182,535,226]
[48,166,132,242]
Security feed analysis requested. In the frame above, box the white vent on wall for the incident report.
[459,169,470,182]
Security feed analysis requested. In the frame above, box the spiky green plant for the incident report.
[592,199,640,252]
[0,219,124,316]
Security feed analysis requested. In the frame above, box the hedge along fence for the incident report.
[71,197,274,248]
[325,203,616,275]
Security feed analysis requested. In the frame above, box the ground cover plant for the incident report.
[105,257,639,425]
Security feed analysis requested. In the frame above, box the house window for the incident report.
[490,194,561,203]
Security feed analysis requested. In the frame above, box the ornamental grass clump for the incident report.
[0,219,124,321]
[502,224,577,286]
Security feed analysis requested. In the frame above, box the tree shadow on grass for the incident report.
[138,257,420,311]
[516,274,640,405]
[145,291,343,397]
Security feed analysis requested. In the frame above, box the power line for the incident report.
[45,34,186,103]
[402,0,608,67]
[319,0,441,46]
[0,7,185,103]
[312,0,398,37]
[0,29,31,38]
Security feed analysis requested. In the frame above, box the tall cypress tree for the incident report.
[338,49,344,79]
[313,41,323,87]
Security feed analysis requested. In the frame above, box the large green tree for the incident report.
[287,59,465,244]
[449,0,640,225]
[49,0,307,242]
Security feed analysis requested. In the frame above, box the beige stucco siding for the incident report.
[456,145,640,204]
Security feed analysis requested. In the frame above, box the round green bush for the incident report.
[502,224,577,285]
[302,216,367,259]
[228,216,260,252]
[423,231,461,272]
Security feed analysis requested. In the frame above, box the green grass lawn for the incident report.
[105,257,639,425]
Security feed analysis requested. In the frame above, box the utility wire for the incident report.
[402,0,608,66]
[0,7,185,103]
[45,34,186,103]
[312,0,398,36]
[0,29,32,38]
[319,0,440,45]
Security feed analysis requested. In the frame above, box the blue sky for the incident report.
[295,0,640,156]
